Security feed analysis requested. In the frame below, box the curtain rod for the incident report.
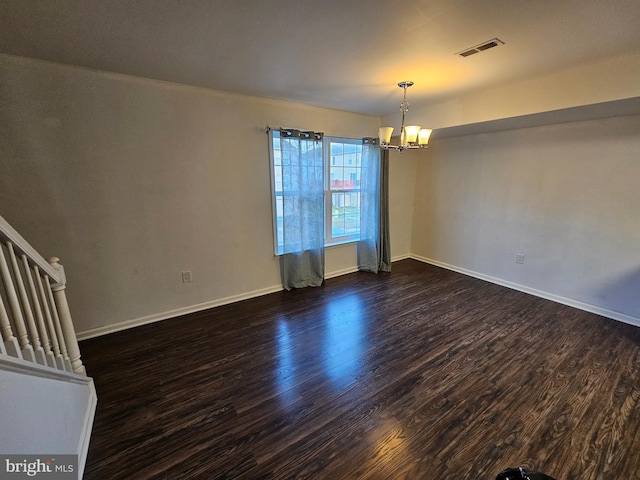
[264,126,325,135]
[265,126,376,144]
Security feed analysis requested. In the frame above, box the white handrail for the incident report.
[0,215,59,282]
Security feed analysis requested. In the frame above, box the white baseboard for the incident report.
[77,284,284,340]
[325,266,360,279]
[410,254,640,328]
[79,252,635,342]
[77,264,367,340]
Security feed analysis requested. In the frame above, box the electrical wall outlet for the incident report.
[182,270,193,283]
[515,254,525,264]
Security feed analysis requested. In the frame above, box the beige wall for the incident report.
[3,52,639,337]
[411,114,640,323]
[385,51,640,130]
[0,54,417,336]
[388,151,418,258]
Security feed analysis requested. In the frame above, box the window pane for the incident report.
[343,168,358,189]
[275,195,284,254]
[332,215,345,237]
[330,143,344,167]
[330,166,342,189]
[274,165,282,193]
[344,192,359,234]
[343,143,358,155]
[332,192,344,210]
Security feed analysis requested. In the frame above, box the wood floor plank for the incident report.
[80,259,640,479]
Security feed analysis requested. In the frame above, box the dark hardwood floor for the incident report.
[80,259,640,479]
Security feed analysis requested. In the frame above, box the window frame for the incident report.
[268,129,284,255]
[323,136,362,247]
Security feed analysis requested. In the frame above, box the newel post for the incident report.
[48,257,86,375]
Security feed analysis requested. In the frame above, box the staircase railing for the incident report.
[0,214,85,375]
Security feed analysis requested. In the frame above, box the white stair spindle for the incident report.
[0,242,34,360]
[7,243,38,362]
[0,291,21,358]
[21,256,47,365]
[45,275,70,371]
[48,258,85,375]
[31,265,56,367]
[36,270,64,370]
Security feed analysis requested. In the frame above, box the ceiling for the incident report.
[1,0,639,116]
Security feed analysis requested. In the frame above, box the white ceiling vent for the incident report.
[456,38,505,58]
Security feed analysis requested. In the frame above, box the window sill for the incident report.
[325,238,359,249]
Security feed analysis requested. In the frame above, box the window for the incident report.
[325,138,362,245]
[269,131,362,254]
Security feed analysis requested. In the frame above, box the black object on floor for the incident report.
[496,467,557,480]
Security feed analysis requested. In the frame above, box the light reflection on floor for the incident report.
[274,294,367,406]
[323,294,365,386]
[275,318,297,405]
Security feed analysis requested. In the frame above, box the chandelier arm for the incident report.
[399,82,410,146]
[400,107,406,147]
[379,80,430,152]
[401,84,409,111]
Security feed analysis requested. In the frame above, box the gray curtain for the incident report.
[378,149,391,272]
[278,128,325,290]
[358,138,391,273]
[280,248,325,289]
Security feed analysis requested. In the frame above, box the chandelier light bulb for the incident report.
[404,126,421,144]
[378,127,394,144]
[418,128,432,146]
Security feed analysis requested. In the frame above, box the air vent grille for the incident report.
[456,38,504,58]
[459,49,479,57]
[477,40,499,51]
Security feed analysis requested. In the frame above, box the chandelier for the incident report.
[379,81,432,151]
